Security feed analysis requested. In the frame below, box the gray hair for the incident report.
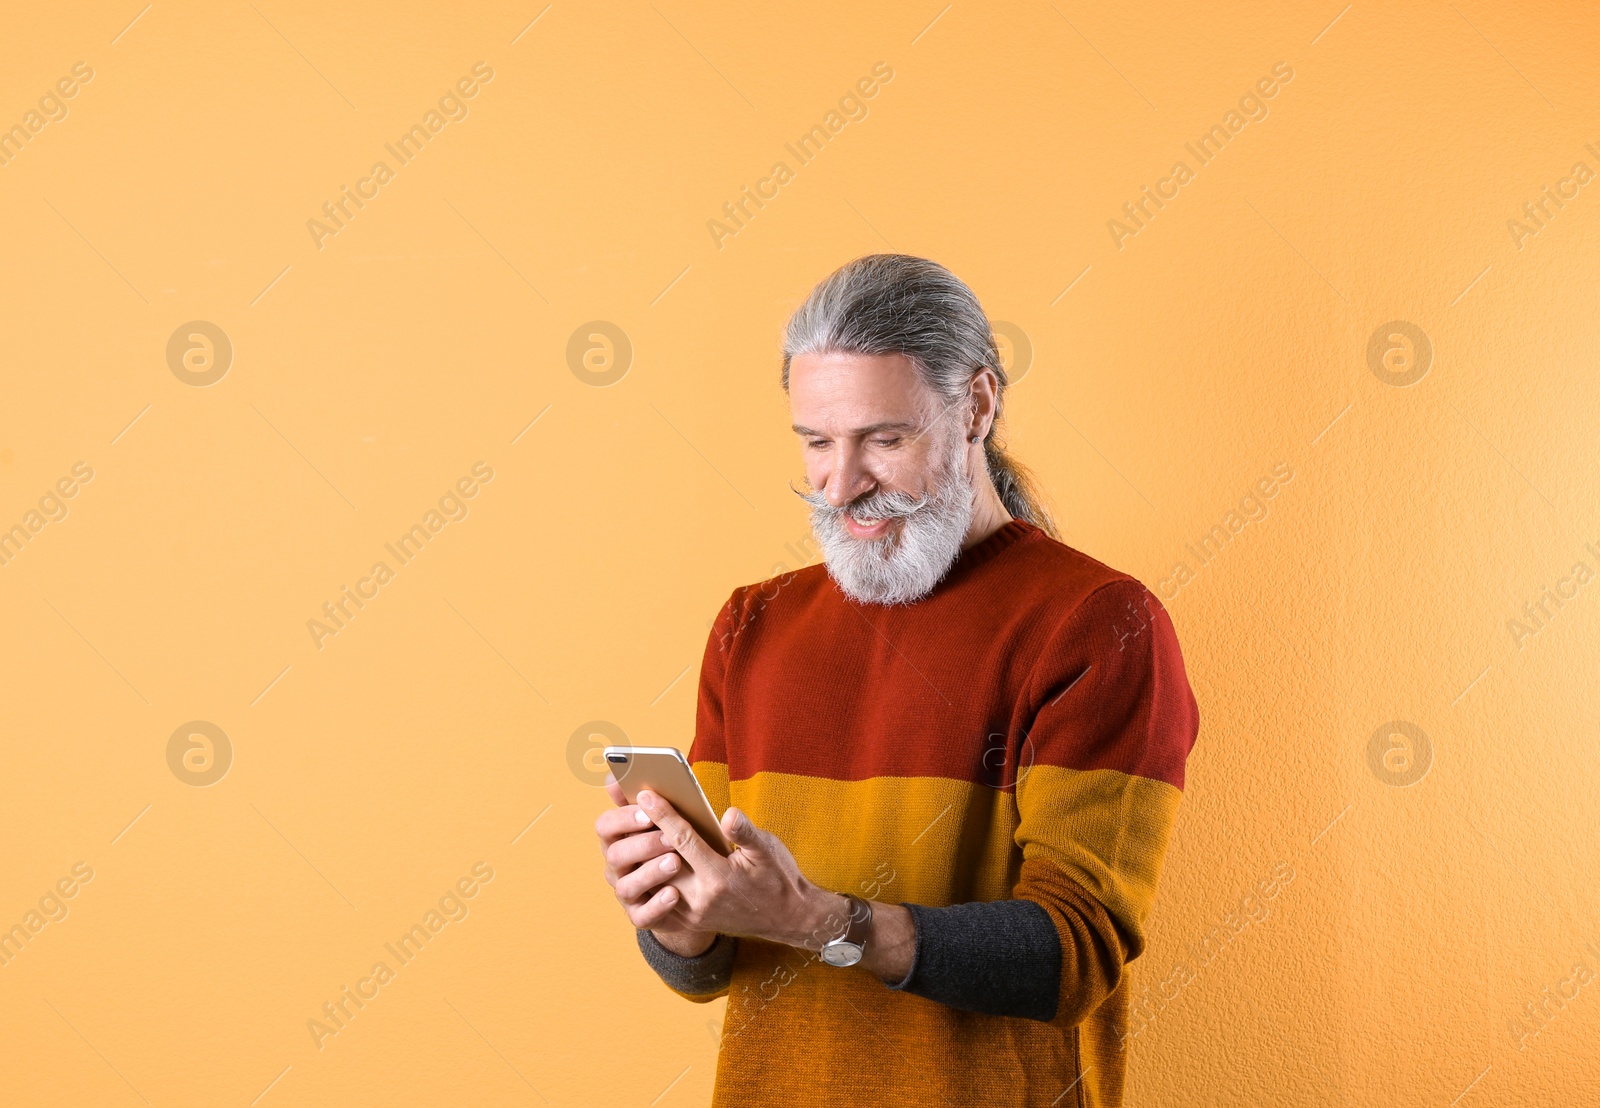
[780,253,1060,540]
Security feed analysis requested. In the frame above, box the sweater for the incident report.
[636,519,1200,1107]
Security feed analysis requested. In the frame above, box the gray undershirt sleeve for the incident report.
[884,899,1062,1022]
[636,929,739,996]
[636,900,1062,1022]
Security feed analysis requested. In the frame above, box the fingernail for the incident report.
[660,855,676,871]
[638,791,657,810]
[634,809,650,825]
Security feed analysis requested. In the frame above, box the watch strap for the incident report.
[841,893,872,945]
[822,892,871,960]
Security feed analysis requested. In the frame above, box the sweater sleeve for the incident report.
[636,929,741,1001]
[1017,578,1199,1027]
[891,579,1199,1026]
[684,589,736,819]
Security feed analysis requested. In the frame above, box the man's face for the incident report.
[789,350,975,605]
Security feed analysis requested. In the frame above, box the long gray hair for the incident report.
[780,254,1060,540]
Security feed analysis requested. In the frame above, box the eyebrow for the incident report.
[792,421,922,437]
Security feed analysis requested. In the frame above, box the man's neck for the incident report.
[961,469,1015,550]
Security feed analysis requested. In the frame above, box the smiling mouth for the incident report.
[843,513,896,538]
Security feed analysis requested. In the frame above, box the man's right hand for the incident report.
[595,772,718,958]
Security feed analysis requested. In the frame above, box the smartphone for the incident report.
[603,745,735,857]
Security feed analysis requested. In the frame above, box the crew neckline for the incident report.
[947,517,1037,579]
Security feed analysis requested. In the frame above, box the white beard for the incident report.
[796,428,976,606]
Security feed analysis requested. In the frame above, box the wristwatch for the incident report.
[820,893,873,967]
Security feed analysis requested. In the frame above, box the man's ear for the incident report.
[969,366,1000,439]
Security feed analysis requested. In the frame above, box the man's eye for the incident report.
[872,438,900,447]
[807,440,829,450]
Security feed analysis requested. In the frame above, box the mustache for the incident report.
[787,479,931,519]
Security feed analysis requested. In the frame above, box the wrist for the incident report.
[652,928,718,958]
[784,882,851,953]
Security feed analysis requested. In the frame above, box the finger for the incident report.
[721,806,762,851]
[604,772,627,808]
[637,790,722,874]
[615,848,684,903]
[603,844,657,889]
[605,827,675,874]
[627,883,682,930]
[595,804,655,847]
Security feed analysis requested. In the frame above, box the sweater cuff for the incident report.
[636,929,738,996]
[884,899,1062,1022]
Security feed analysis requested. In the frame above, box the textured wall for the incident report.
[2,2,1597,1105]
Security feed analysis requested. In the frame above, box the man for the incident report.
[595,254,1200,1106]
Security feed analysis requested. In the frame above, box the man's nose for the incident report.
[824,445,877,508]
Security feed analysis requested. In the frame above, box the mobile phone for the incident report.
[603,745,735,857]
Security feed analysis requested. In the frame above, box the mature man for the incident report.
[595,254,1200,1106]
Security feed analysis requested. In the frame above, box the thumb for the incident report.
[722,806,760,848]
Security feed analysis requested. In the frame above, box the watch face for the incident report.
[823,943,863,967]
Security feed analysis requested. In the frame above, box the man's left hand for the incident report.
[634,789,846,951]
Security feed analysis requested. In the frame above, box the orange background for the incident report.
[2,2,1598,1105]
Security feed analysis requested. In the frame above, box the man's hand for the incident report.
[595,773,718,957]
[596,774,916,980]
[631,787,848,952]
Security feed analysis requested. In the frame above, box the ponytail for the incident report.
[983,436,1060,540]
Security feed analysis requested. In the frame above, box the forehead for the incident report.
[788,350,934,431]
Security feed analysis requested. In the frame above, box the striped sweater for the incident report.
[637,519,1200,1107]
